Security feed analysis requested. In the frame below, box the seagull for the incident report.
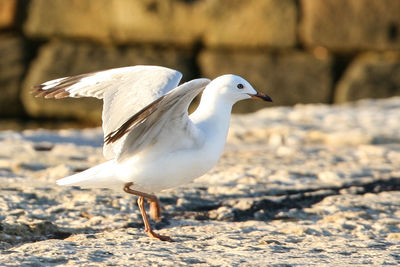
[32,65,272,241]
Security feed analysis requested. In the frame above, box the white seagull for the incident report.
[32,65,272,241]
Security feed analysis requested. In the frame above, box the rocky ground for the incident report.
[0,97,400,266]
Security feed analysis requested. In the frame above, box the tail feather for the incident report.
[56,160,116,188]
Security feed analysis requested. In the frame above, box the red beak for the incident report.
[250,92,272,102]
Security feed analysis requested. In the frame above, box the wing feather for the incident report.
[108,78,211,161]
[104,95,166,144]
[32,65,183,159]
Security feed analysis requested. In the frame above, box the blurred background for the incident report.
[0,0,399,128]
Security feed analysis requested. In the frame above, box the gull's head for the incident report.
[206,74,272,104]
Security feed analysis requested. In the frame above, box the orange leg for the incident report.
[149,198,162,222]
[123,182,171,241]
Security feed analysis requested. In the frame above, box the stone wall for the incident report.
[1,0,400,124]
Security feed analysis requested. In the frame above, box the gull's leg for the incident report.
[137,197,171,241]
[123,182,161,221]
[149,197,162,222]
[123,182,171,241]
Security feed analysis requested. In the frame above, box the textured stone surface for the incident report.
[0,0,16,28]
[335,52,400,103]
[0,35,26,117]
[23,0,112,42]
[300,0,400,51]
[1,97,400,265]
[21,41,195,123]
[202,0,297,48]
[199,49,332,111]
[24,0,297,48]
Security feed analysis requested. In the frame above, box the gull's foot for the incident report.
[149,201,162,222]
[146,229,172,242]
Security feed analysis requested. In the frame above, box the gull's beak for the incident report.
[249,91,273,102]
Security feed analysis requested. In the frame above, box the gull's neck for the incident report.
[190,90,233,149]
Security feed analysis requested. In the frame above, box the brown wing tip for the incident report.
[54,91,70,99]
[31,87,45,98]
[104,124,134,144]
[104,133,113,144]
[32,84,43,90]
[30,85,70,99]
[104,130,121,144]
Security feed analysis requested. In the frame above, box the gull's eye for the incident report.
[237,83,244,89]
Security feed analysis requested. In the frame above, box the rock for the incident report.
[24,0,297,48]
[318,171,344,186]
[1,97,400,265]
[334,52,400,103]
[0,0,16,28]
[300,0,400,51]
[23,0,111,41]
[0,35,26,117]
[308,131,373,146]
[0,221,69,244]
[21,40,195,123]
[208,206,235,221]
[199,49,332,111]
[387,233,400,240]
[202,0,297,48]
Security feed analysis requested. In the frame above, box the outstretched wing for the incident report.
[32,65,183,159]
[32,66,150,99]
[105,78,210,161]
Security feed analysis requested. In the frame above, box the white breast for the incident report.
[115,118,228,193]
[115,141,219,193]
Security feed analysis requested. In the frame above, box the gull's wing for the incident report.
[104,78,211,161]
[32,65,183,159]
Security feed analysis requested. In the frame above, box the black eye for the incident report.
[237,83,244,89]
